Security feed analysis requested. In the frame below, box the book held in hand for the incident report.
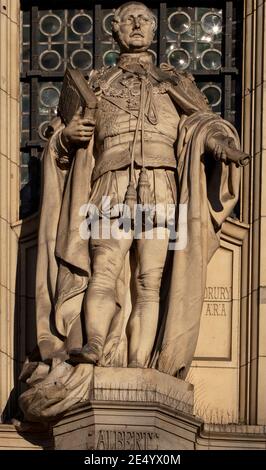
[58,66,98,125]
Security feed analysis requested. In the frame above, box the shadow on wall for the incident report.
[1,150,43,422]
[2,208,40,423]
[1,190,57,449]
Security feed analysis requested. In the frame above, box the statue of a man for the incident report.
[36,2,248,379]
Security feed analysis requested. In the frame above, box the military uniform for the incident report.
[86,51,183,219]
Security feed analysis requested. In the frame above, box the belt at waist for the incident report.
[92,141,177,181]
[103,132,175,150]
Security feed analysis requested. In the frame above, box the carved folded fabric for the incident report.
[88,167,177,222]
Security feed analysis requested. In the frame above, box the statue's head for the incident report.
[112,2,156,53]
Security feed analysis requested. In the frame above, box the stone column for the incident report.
[256,0,266,426]
[241,0,266,425]
[0,0,20,419]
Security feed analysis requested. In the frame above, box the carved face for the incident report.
[115,4,155,52]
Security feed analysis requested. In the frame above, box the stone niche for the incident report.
[189,220,248,424]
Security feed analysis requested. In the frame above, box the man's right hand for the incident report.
[62,106,95,147]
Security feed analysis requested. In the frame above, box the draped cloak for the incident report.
[36,68,240,379]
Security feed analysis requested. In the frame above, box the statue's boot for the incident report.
[68,342,102,365]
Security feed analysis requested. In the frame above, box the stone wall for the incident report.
[188,0,266,426]
[0,0,20,420]
[240,0,266,425]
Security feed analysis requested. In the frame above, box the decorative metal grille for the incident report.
[20,1,242,218]
[166,8,223,71]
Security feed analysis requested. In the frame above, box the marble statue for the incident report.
[18,2,249,421]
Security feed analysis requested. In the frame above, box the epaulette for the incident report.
[88,65,120,94]
[160,63,210,110]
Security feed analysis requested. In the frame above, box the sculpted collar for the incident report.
[116,52,175,85]
[117,51,154,69]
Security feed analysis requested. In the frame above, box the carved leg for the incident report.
[66,316,83,353]
[81,230,133,364]
[127,229,169,367]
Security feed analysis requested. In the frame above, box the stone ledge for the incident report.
[91,367,194,415]
[0,424,51,450]
[204,423,266,434]
[196,423,266,450]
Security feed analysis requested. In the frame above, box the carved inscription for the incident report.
[194,246,234,359]
[204,286,232,300]
[96,430,159,450]
[204,286,231,317]
[195,283,232,358]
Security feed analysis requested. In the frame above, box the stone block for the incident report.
[52,366,199,450]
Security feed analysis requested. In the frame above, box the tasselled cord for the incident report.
[141,77,146,170]
[129,76,146,184]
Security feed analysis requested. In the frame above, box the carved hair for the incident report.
[112,2,156,34]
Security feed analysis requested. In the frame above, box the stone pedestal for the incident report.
[52,367,202,450]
